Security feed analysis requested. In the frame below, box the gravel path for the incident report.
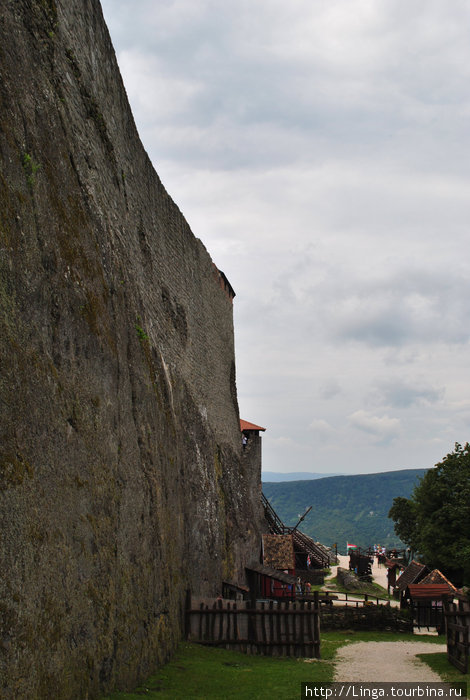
[334,641,443,681]
[329,555,444,680]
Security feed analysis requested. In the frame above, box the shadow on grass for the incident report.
[418,650,469,692]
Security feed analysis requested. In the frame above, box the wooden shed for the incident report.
[407,583,454,632]
[257,534,296,599]
[394,560,429,606]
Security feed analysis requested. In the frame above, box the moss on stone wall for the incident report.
[0,452,34,491]
[0,1,263,698]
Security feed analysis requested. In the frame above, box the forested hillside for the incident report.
[263,469,427,553]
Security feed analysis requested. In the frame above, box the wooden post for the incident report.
[234,602,240,641]
[269,600,274,650]
[299,600,305,657]
[314,591,321,659]
[218,598,224,643]
[261,601,267,650]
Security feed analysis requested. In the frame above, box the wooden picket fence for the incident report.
[444,593,470,673]
[185,591,321,658]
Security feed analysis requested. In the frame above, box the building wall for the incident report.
[0,1,263,697]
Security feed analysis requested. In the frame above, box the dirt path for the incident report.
[329,556,443,680]
[334,641,443,681]
[330,554,389,589]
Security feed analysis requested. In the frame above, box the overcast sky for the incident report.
[100,0,470,476]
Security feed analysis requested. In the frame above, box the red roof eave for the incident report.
[240,419,266,432]
[408,584,453,599]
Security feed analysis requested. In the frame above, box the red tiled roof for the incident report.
[240,419,266,432]
[408,584,453,599]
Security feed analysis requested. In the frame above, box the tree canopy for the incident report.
[388,442,470,585]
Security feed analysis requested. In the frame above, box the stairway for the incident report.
[261,493,330,568]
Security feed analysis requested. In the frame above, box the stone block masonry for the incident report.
[0,1,264,697]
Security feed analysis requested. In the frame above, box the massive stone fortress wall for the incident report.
[0,1,263,697]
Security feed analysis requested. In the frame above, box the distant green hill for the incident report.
[262,469,427,554]
[262,471,343,481]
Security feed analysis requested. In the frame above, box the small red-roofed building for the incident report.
[240,419,266,501]
[406,569,457,633]
[256,533,297,599]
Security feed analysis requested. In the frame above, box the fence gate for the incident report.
[411,602,444,632]
[185,591,321,658]
[444,593,470,673]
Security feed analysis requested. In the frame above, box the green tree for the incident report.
[388,442,470,585]
[388,496,418,552]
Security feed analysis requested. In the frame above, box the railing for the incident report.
[185,591,321,658]
[261,493,287,534]
[261,493,331,568]
[291,529,329,568]
[311,591,389,607]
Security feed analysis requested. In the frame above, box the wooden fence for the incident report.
[444,593,470,673]
[315,592,389,607]
[185,591,321,658]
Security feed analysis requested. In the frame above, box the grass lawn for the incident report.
[102,632,448,700]
[326,576,391,600]
[417,648,469,688]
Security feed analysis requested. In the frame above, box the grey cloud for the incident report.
[321,269,470,348]
[319,379,343,400]
[100,0,470,475]
[373,379,445,409]
[349,409,400,444]
[103,0,470,175]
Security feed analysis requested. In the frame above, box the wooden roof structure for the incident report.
[385,558,403,570]
[420,569,457,591]
[246,562,297,585]
[408,584,453,600]
[262,534,295,570]
[395,560,428,591]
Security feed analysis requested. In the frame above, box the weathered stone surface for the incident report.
[337,567,370,591]
[320,605,413,632]
[0,1,264,697]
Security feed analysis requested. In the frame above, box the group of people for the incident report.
[295,577,313,596]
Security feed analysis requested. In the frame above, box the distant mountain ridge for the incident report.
[263,468,427,553]
[262,471,343,482]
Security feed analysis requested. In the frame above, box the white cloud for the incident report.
[349,410,400,442]
[101,0,470,474]
[372,378,445,409]
[308,419,334,435]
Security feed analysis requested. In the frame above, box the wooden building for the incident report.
[407,578,456,633]
[257,534,297,598]
[246,562,297,600]
[394,560,429,606]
